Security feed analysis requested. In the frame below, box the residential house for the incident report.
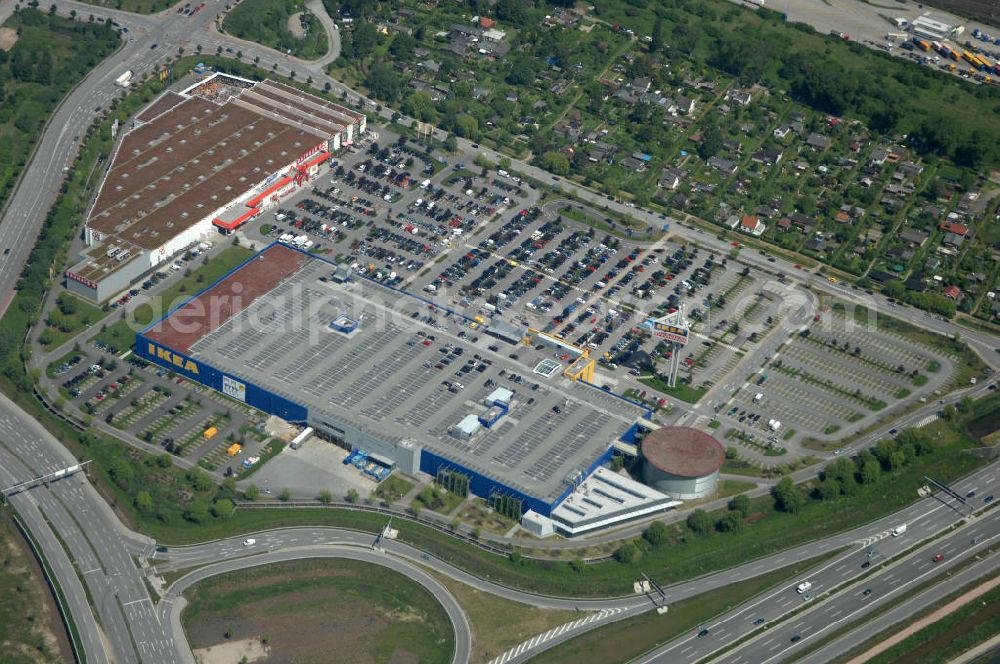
[482,28,507,42]
[731,215,766,236]
[629,77,651,93]
[805,237,827,252]
[773,125,791,139]
[887,246,915,262]
[870,147,889,166]
[939,219,969,236]
[868,270,894,284]
[419,59,440,73]
[806,133,831,150]
[834,210,851,224]
[707,156,738,175]
[621,156,647,173]
[942,232,965,247]
[900,229,929,247]
[675,96,696,115]
[904,274,927,292]
[727,89,752,106]
[752,146,783,166]
[898,161,923,178]
[942,285,962,301]
[658,168,683,190]
[789,212,815,233]
[777,217,792,232]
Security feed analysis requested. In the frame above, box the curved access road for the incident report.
[160,546,470,664]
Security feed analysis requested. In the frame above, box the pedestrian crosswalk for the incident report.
[488,607,626,664]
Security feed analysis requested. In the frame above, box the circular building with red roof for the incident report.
[639,426,725,499]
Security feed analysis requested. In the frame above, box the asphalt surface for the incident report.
[640,481,1000,663]
[0,390,166,664]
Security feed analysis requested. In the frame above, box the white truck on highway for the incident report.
[115,70,133,88]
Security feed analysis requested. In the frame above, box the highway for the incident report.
[637,487,1000,663]
[0,1,996,663]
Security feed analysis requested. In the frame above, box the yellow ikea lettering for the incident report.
[146,342,199,374]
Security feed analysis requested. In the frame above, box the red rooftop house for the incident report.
[739,215,765,236]
[939,220,969,236]
[943,285,962,301]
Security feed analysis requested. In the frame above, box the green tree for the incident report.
[697,122,723,160]
[244,484,260,501]
[539,151,570,176]
[643,521,669,547]
[156,453,172,468]
[388,32,416,59]
[729,494,751,517]
[212,498,235,518]
[352,20,377,61]
[346,488,359,503]
[687,509,713,534]
[279,487,291,502]
[318,489,333,504]
[185,500,211,523]
[135,491,153,513]
[187,468,213,492]
[860,460,880,485]
[816,478,841,501]
[651,16,665,53]
[614,541,641,564]
[941,404,958,422]
[773,477,804,514]
[717,512,743,533]
[365,62,402,102]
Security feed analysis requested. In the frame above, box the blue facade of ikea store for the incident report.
[135,334,308,424]
[135,331,585,517]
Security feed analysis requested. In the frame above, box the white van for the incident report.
[892,524,907,536]
[796,581,812,594]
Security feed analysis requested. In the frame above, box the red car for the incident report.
[933,553,944,563]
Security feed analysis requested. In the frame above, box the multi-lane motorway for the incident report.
[0,1,997,663]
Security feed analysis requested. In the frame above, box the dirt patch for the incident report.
[194,637,268,664]
[0,513,71,663]
[0,27,18,51]
[287,12,305,39]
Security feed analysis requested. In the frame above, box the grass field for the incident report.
[527,550,840,664]
[638,376,707,403]
[89,246,254,352]
[222,0,328,60]
[181,558,454,663]
[0,513,68,664]
[39,293,104,351]
[429,569,578,663]
[73,0,174,13]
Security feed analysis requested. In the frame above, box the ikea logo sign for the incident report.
[146,343,199,375]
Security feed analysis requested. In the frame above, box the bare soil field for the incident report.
[182,558,454,664]
[287,12,305,39]
[0,27,19,51]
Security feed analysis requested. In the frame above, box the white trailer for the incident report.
[115,70,133,88]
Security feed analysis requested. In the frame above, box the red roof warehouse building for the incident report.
[65,73,366,302]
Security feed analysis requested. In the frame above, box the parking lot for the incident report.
[40,125,968,489]
[711,304,952,451]
[50,344,273,477]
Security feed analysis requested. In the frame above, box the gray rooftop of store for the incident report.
[185,247,647,501]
